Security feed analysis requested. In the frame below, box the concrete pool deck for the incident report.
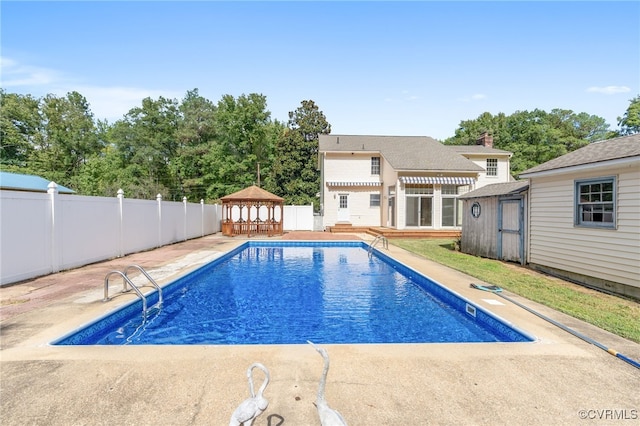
[1,232,638,425]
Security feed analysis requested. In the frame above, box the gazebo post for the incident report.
[247,202,252,238]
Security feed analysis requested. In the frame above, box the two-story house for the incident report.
[318,133,512,231]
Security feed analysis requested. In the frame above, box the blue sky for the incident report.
[2,1,638,140]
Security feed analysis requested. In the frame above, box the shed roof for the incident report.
[0,171,75,194]
[220,185,284,202]
[519,134,640,177]
[458,181,529,199]
[318,134,488,172]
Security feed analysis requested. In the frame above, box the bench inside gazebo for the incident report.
[220,185,284,237]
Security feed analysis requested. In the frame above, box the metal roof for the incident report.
[519,134,640,177]
[0,172,75,194]
[318,135,487,172]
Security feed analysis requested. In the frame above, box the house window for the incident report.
[575,177,615,228]
[441,185,463,226]
[406,184,433,195]
[405,185,433,227]
[486,158,498,176]
[441,185,458,195]
[370,194,380,207]
[371,157,380,175]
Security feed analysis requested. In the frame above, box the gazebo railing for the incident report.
[223,219,282,237]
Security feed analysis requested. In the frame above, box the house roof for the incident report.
[447,145,512,155]
[318,134,487,172]
[0,171,75,194]
[220,185,284,202]
[458,181,529,199]
[519,134,640,177]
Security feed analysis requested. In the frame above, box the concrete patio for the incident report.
[1,232,638,425]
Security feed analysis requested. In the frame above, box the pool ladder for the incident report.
[368,235,388,258]
[103,265,163,319]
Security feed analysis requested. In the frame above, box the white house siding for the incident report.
[322,153,382,227]
[327,187,381,226]
[320,142,512,231]
[527,163,640,295]
[380,156,397,227]
[465,155,511,185]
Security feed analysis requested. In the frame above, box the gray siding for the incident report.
[527,164,640,292]
[461,197,498,258]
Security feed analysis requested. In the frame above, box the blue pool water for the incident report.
[53,242,533,345]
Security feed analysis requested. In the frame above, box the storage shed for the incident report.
[458,181,529,264]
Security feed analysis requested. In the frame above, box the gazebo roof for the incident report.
[220,185,284,202]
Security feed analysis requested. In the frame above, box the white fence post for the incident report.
[183,196,188,241]
[157,193,162,248]
[117,189,124,257]
[47,182,60,273]
[201,199,205,237]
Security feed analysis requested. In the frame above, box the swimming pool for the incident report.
[53,241,533,345]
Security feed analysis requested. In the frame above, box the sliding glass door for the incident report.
[406,196,432,227]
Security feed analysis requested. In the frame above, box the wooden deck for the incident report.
[327,223,461,239]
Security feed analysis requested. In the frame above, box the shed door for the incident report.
[498,199,524,264]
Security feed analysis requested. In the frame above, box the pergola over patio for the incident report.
[220,185,284,237]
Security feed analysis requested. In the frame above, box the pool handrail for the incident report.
[123,264,163,307]
[104,270,147,315]
[368,235,388,257]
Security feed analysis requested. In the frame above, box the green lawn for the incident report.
[391,239,640,343]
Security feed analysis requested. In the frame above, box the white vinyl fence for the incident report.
[0,183,221,286]
[0,184,315,286]
[283,204,314,231]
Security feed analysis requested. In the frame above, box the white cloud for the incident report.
[0,56,61,87]
[384,90,420,103]
[77,86,184,122]
[1,57,183,122]
[459,93,487,102]
[586,86,631,95]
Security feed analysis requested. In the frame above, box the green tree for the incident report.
[30,92,101,186]
[0,90,41,170]
[109,96,181,199]
[174,89,218,201]
[268,100,331,207]
[445,112,505,146]
[72,145,125,196]
[204,93,275,199]
[445,108,610,177]
[617,95,640,135]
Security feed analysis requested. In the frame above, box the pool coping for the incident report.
[2,233,639,425]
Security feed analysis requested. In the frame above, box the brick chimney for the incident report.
[476,132,493,148]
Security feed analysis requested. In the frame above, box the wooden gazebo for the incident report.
[220,185,284,237]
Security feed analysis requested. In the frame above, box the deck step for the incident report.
[328,224,460,239]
